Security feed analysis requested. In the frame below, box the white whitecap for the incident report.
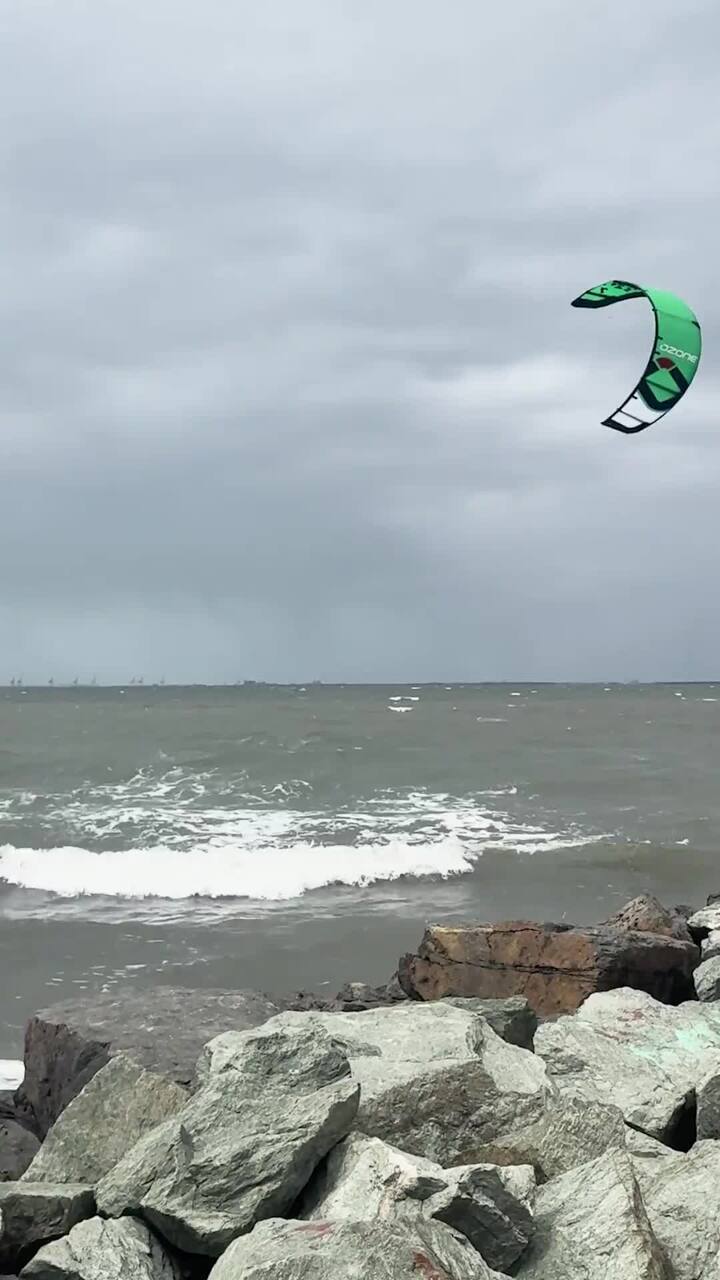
[0,1059,24,1089]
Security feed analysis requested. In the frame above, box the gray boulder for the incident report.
[16,988,280,1138]
[640,1140,720,1280]
[0,1094,35,1140]
[515,1149,669,1279]
[300,1132,534,1272]
[441,998,537,1050]
[299,1132,446,1217]
[688,903,720,939]
[473,1098,676,1190]
[0,1183,94,1272]
[0,1121,39,1183]
[212,1005,552,1165]
[20,1215,182,1280]
[694,956,720,1001]
[697,1066,720,1138]
[284,988,537,1049]
[535,987,720,1140]
[284,974,410,1013]
[97,1022,359,1256]
[207,1217,507,1279]
[470,1097,627,1181]
[702,930,720,962]
[624,1128,677,1195]
[427,1166,534,1272]
[22,1054,187,1186]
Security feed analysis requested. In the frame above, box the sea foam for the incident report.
[0,771,601,910]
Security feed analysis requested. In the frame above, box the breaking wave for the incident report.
[0,768,602,912]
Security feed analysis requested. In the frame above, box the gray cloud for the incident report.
[1,0,719,682]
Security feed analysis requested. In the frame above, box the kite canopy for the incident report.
[571,280,701,434]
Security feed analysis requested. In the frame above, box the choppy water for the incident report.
[1,682,718,924]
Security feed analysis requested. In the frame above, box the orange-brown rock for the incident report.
[397,921,699,1017]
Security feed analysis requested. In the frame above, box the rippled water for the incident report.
[1,682,717,923]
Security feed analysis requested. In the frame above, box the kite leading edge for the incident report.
[571,280,701,434]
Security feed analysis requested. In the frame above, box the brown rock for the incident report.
[604,895,694,944]
[398,921,699,1017]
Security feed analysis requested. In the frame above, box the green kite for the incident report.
[572,280,701,434]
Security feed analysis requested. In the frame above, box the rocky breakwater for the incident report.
[1,1001,551,1278]
[4,891,720,1276]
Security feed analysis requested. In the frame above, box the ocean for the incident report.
[1,682,718,1061]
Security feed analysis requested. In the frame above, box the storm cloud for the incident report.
[1,0,719,682]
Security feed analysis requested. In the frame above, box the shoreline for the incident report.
[2,835,716,1061]
[2,891,719,1275]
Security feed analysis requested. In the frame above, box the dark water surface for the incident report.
[1,682,718,1058]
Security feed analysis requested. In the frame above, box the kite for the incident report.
[571,280,701,434]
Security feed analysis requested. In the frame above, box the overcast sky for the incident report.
[1,0,718,683]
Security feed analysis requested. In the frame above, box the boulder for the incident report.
[208,1005,553,1165]
[535,987,720,1141]
[640,1140,720,1280]
[425,1166,533,1272]
[0,1095,35,1140]
[0,1183,94,1272]
[20,1215,182,1280]
[624,1128,678,1194]
[0,1122,39,1183]
[22,1053,188,1186]
[281,992,536,1050]
[702,931,720,962]
[515,1150,668,1279]
[207,1218,507,1280]
[688,903,720,940]
[604,894,694,943]
[694,955,720,1001]
[16,988,280,1138]
[441,998,537,1051]
[470,1097,627,1182]
[97,1022,360,1256]
[299,1132,446,1218]
[299,1132,534,1272]
[284,976,409,1013]
[398,921,698,1017]
[696,1066,720,1139]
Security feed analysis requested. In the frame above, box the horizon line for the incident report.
[2,679,719,690]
